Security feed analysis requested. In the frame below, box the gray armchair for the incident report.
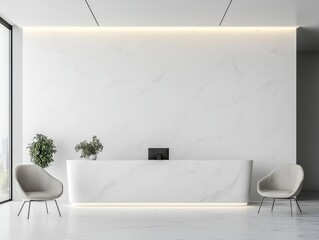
[15,164,63,219]
[257,164,304,216]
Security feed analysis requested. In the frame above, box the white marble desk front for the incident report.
[67,160,253,205]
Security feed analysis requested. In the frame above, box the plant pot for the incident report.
[88,154,97,160]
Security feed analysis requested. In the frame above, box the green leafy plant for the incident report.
[27,134,57,168]
[75,136,103,159]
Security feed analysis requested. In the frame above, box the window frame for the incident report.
[0,16,12,204]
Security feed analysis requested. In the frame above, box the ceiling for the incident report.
[1,0,319,51]
[0,0,319,28]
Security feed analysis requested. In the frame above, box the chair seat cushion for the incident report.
[259,189,293,198]
[25,191,61,200]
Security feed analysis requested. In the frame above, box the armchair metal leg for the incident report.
[289,199,293,217]
[258,197,265,213]
[45,201,49,214]
[19,200,61,219]
[294,198,302,213]
[271,198,275,211]
[54,200,61,217]
[17,201,26,216]
[27,201,32,219]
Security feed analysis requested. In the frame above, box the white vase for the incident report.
[89,154,97,160]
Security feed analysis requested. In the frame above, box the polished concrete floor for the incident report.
[1,200,319,240]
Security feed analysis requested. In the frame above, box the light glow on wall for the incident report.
[24,27,296,32]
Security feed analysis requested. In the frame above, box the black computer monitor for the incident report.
[148,148,169,160]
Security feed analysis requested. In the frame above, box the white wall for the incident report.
[22,28,296,201]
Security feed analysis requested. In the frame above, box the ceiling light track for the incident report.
[219,0,233,26]
[84,0,99,27]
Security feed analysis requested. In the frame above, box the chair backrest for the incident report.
[269,164,304,194]
[15,164,52,192]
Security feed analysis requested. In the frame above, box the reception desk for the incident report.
[67,160,253,206]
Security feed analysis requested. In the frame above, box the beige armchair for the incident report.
[15,164,63,219]
[257,164,304,216]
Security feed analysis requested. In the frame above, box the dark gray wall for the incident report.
[297,27,319,53]
[297,53,319,191]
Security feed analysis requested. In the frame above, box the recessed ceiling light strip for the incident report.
[84,0,100,26]
[219,0,233,26]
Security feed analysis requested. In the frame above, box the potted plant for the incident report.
[75,136,103,160]
[27,134,57,168]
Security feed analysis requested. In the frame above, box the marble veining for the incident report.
[67,160,253,204]
[23,29,296,202]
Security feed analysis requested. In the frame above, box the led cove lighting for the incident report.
[72,203,248,208]
[25,27,297,32]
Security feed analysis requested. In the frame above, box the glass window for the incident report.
[0,19,11,203]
